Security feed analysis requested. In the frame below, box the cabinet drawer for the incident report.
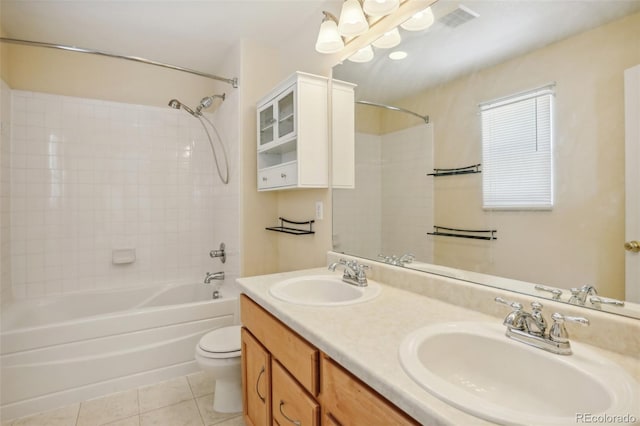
[241,295,319,396]
[272,360,319,426]
[258,162,298,190]
[321,355,419,426]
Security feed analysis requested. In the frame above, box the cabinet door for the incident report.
[242,328,271,426]
[272,360,319,426]
[321,355,419,426]
[258,102,276,148]
[276,86,296,140]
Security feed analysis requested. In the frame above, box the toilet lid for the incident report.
[199,325,241,354]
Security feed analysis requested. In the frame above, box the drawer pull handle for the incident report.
[255,367,266,403]
[281,173,287,179]
[279,401,301,426]
[262,177,268,181]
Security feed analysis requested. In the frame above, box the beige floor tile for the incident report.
[194,395,239,426]
[11,403,80,426]
[138,377,194,413]
[103,415,140,426]
[186,371,215,398]
[210,416,244,426]
[139,400,203,426]
[76,389,139,426]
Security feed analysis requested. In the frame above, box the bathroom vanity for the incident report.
[237,258,640,425]
[240,295,417,426]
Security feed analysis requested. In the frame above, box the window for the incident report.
[480,84,554,209]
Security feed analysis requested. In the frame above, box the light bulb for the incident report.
[363,0,399,17]
[388,50,407,60]
[315,15,344,54]
[338,0,369,37]
[400,7,435,31]
[348,45,374,63]
[372,28,401,49]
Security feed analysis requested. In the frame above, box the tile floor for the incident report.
[2,372,245,426]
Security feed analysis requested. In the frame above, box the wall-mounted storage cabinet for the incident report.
[256,72,355,191]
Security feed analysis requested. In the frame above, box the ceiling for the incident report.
[2,0,639,99]
[0,0,342,74]
[334,0,640,103]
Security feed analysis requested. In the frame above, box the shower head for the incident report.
[168,99,197,117]
[196,93,226,114]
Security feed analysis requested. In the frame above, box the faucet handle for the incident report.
[534,284,563,300]
[549,312,589,344]
[494,297,523,311]
[589,296,625,307]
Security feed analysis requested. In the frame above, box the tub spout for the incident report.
[205,271,225,284]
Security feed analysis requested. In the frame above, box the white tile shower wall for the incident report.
[381,124,434,262]
[1,79,12,305]
[333,133,382,259]
[9,90,240,298]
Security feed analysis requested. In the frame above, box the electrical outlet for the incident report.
[315,201,323,220]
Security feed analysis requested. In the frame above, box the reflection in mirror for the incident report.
[332,1,640,319]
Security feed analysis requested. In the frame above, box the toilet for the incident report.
[194,325,242,413]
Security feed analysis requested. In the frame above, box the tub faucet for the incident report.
[495,297,589,355]
[204,271,225,284]
[328,258,369,287]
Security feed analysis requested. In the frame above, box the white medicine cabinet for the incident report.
[256,72,355,191]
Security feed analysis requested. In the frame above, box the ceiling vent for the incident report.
[439,5,479,28]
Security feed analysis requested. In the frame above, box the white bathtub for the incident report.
[0,283,238,421]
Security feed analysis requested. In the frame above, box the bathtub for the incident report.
[0,283,238,421]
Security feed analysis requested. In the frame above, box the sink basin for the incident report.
[269,275,381,306]
[399,322,640,425]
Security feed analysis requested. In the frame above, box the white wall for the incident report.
[333,133,382,259]
[0,79,11,304]
[381,125,433,262]
[334,125,433,262]
[9,90,239,298]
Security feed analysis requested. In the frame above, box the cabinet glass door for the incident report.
[259,104,275,147]
[278,89,295,139]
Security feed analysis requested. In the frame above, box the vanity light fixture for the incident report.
[363,0,400,17]
[348,45,375,63]
[400,6,435,31]
[315,11,345,54]
[388,50,408,60]
[338,0,369,37]
[372,27,401,49]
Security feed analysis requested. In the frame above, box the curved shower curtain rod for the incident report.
[0,37,239,88]
[356,100,429,124]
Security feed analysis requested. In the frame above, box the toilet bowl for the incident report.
[194,325,242,413]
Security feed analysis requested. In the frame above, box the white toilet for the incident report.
[194,325,242,413]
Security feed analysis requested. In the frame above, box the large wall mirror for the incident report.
[332,0,640,319]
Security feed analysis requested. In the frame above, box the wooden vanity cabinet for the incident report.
[320,355,419,426]
[240,294,416,426]
[241,328,271,426]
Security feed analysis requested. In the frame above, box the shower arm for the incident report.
[0,37,238,88]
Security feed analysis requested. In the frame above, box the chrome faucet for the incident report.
[495,297,589,355]
[568,284,598,305]
[378,253,414,266]
[204,271,225,284]
[328,258,370,287]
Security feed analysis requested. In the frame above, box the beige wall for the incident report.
[376,12,640,298]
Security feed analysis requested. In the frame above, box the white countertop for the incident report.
[236,267,639,426]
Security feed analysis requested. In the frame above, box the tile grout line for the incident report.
[186,375,207,426]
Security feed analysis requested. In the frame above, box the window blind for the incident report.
[480,85,554,209]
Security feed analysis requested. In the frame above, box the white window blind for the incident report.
[481,85,554,210]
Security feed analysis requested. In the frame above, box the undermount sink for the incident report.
[399,322,640,425]
[269,274,381,306]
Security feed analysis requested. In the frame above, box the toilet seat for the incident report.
[198,325,241,359]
